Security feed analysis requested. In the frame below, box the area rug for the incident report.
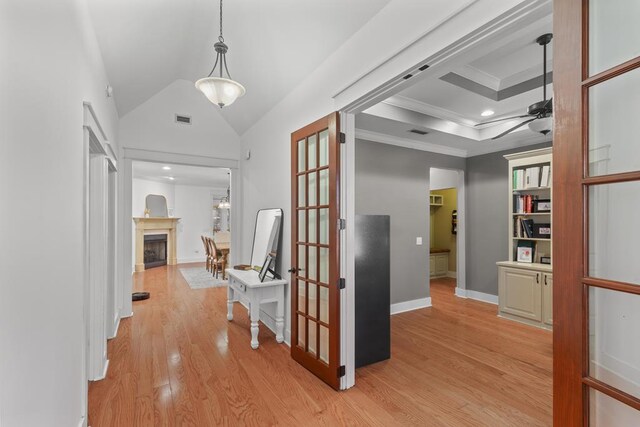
[179,267,228,289]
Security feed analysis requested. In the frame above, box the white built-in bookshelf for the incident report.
[497,147,553,330]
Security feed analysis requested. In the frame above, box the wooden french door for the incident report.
[554,0,640,425]
[291,112,342,390]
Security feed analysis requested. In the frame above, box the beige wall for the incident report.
[430,188,457,272]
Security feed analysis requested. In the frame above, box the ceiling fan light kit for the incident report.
[196,0,246,108]
[476,33,553,140]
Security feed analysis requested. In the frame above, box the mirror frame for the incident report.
[250,208,283,274]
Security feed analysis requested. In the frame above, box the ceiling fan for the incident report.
[476,33,553,140]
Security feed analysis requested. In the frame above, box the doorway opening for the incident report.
[429,167,464,302]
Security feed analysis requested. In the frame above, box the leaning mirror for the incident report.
[145,194,168,217]
[250,209,283,276]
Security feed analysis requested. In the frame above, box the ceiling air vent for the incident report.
[408,129,429,135]
[175,114,192,125]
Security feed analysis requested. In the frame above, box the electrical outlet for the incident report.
[416,237,423,245]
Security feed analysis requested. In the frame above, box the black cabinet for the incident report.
[355,215,391,368]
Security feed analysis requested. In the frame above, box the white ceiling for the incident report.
[358,13,554,156]
[88,0,391,135]
[133,161,230,187]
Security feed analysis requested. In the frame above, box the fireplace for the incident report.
[144,234,167,269]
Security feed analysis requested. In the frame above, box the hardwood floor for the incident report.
[89,268,552,426]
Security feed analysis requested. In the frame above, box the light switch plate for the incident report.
[416,237,423,245]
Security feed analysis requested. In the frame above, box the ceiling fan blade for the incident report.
[491,118,537,140]
[475,114,532,126]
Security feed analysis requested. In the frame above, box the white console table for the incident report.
[226,269,287,349]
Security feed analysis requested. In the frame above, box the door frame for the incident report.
[427,167,467,298]
[118,148,241,321]
[337,1,549,390]
[82,102,118,424]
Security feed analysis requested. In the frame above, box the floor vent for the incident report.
[175,114,192,125]
[408,129,428,135]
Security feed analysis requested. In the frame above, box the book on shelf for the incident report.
[525,167,541,189]
[513,194,539,213]
[540,165,551,187]
[514,216,536,237]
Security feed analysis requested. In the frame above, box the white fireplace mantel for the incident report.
[133,217,180,272]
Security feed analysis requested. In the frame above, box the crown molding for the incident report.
[355,129,468,158]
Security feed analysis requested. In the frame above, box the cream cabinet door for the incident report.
[435,254,448,277]
[542,273,553,326]
[429,256,436,277]
[498,266,542,322]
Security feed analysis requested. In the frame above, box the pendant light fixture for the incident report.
[195,0,245,108]
[218,186,231,209]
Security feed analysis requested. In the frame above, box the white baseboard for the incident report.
[178,257,205,264]
[92,359,109,382]
[447,271,457,278]
[120,310,134,319]
[455,287,498,305]
[108,313,120,340]
[390,297,432,315]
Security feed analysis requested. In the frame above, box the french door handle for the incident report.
[288,268,297,273]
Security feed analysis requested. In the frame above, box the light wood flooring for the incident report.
[89,268,552,426]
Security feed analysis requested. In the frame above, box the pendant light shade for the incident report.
[195,77,245,108]
[196,0,245,108]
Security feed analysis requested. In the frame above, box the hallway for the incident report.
[89,267,552,426]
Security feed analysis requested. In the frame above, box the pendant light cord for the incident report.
[219,0,224,41]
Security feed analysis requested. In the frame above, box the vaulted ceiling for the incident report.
[357,12,554,157]
[88,0,391,135]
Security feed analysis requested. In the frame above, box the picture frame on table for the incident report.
[259,253,275,282]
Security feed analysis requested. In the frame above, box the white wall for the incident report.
[430,168,459,191]
[240,0,529,344]
[0,0,119,425]
[119,79,241,159]
[132,178,175,217]
[174,185,226,263]
[131,178,228,265]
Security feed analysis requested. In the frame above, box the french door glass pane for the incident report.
[319,209,329,245]
[308,283,317,318]
[320,169,329,205]
[298,210,306,242]
[589,286,640,399]
[308,172,317,206]
[589,0,640,76]
[319,129,329,167]
[297,139,306,172]
[589,67,640,176]
[298,245,306,278]
[320,325,329,363]
[308,320,317,356]
[298,315,305,347]
[319,248,329,284]
[589,182,640,285]
[298,175,306,207]
[308,246,317,281]
[308,134,317,169]
[298,280,306,313]
[308,209,317,244]
[319,286,329,324]
[589,388,640,426]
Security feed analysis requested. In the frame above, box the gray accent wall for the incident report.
[465,142,552,296]
[356,137,553,306]
[355,139,465,304]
